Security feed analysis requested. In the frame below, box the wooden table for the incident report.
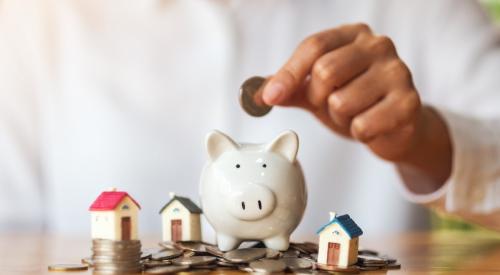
[1,231,499,274]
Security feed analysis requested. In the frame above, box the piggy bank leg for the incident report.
[263,235,290,251]
[217,234,241,251]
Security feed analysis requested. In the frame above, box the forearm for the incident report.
[396,106,453,194]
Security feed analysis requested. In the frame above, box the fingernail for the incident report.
[263,82,285,105]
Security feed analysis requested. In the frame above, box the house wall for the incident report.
[348,238,359,266]
[161,200,201,241]
[90,197,139,240]
[189,214,202,241]
[114,197,139,240]
[317,223,352,267]
[91,211,115,239]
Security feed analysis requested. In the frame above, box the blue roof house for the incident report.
[316,212,363,267]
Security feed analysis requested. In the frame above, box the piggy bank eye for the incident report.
[235,164,241,168]
[262,164,267,168]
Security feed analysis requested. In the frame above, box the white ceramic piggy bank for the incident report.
[199,130,307,251]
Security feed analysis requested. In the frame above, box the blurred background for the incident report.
[0,0,499,242]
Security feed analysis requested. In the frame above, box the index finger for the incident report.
[262,23,371,106]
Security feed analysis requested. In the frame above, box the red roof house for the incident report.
[89,191,141,211]
[89,188,141,241]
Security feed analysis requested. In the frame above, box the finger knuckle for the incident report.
[313,60,337,83]
[371,35,395,55]
[328,94,350,116]
[352,118,370,142]
[302,35,328,57]
[401,92,420,114]
[385,59,410,80]
[355,23,371,33]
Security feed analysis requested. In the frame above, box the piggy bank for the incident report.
[199,130,307,251]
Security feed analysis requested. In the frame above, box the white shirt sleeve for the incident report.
[399,0,500,230]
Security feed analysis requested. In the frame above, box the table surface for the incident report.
[1,231,500,275]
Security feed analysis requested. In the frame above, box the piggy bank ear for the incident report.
[206,130,239,161]
[265,130,299,162]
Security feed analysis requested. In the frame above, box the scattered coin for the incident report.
[265,248,282,259]
[144,260,172,269]
[386,263,402,269]
[81,257,93,266]
[48,264,89,271]
[172,256,217,266]
[282,257,313,270]
[144,265,189,274]
[250,259,287,273]
[240,76,272,117]
[152,249,183,261]
[223,247,268,263]
[316,263,360,274]
[174,241,207,252]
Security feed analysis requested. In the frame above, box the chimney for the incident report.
[107,187,117,192]
[329,211,337,221]
[169,192,176,199]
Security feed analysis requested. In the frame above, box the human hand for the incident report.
[262,23,423,161]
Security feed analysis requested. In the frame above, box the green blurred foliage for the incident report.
[482,0,500,21]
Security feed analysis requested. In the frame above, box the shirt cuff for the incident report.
[398,107,486,210]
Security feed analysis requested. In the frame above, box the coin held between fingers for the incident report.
[240,76,273,117]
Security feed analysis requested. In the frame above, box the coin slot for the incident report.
[241,201,246,210]
[258,200,262,210]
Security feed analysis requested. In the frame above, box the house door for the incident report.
[327,242,341,265]
[171,219,182,241]
[121,217,131,240]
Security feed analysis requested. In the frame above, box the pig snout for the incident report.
[226,183,276,221]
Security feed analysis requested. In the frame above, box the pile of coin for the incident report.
[137,241,401,274]
[91,239,142,274]
[49,240,401,274]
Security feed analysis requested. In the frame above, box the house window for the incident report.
[122,204,130,210]
[173,208,180,213]
[333,230,340,235]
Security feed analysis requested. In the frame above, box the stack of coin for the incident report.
[91,239,142,274]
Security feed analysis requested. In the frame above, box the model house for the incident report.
[316,212,363,267]
[159,193,202,242]
[89,188,141,241]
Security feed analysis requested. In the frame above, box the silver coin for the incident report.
[223,247,267,263]
[152,249,183,261]
[240,76,272,117]
[249,259,287,273]
[282,257,313,270]
[265,248,281,259]
[144,260,172,269]
[282,249,300,258]
[174,241,207,252]
[81,257,93,266]
[205,245,224,257]
[172,256,217,266]
[145,265,189,274]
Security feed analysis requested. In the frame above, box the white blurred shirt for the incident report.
[0,0,499,239]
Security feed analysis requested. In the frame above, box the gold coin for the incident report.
[239,76,272,117]
[48,263,89,271]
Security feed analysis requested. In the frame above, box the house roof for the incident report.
[316,214,363,238]
[159,195,202,214]
[89,191,141,211]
